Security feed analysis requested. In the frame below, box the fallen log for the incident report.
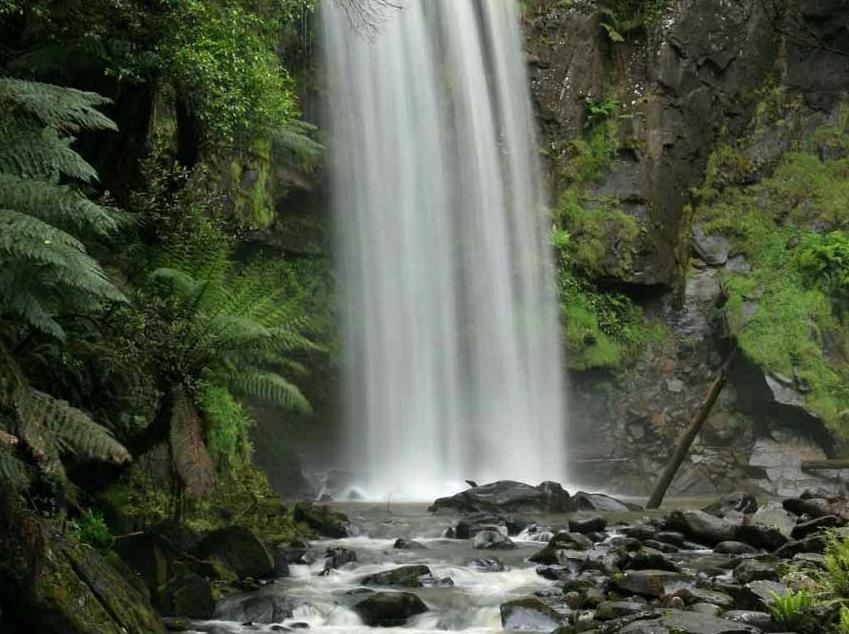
[801,460,849,471]
[646,348,738,510]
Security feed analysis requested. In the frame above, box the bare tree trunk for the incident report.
[646,348,738,510]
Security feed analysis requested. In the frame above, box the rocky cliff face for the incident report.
[524,0,849,497]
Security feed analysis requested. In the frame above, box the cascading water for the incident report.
[322,0,566,500]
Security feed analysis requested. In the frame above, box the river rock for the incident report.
[595,600,649,620]
[429,480,571,514]
[703,492,759,517]
[361,564,432,588]
[196,527,273,580]
[323,546,357,572]
[567,491,639,512]
[568,513,606,533]
[733,558,780,584]
[671,586,734,608]
[529,531,593,565]
[156,573,214,620]
[783,496,832,518]
[714,541,759,555]
[775,534,827,557]
[643,539,679,553]
[723,610,774,630]
[623,547,681,572]
[455,512,508,539]
[616,609,760,633]
[293,502,350,538]
[212,594,294,624]
[792,514,840,539]
[393,538,426,549]
[467,557,505,572]
[473,530,515,550]
[663,510,737,545]
[353,591,429,626]
[749,501,796,537]
[613,570,685,597]
[734,524,787,551]
[499,597,565,631]
[655,531,686,547]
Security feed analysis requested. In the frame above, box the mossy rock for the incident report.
[0,521,166,633]
[292,502,349,538]
[155,572,214,619]
[195,526,273,579]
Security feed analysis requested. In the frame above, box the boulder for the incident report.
[292,502,349,538]
[703,492,759,517]
[714,541,758,555]
[595,601,649,620]
[393,538,426,549]
[352,592,428,626]
[429,481,570,514]
[784,496,832,518]
[567,491,640,513]
[623,548,681,572]
[156,573,214,620]
[722,610,774,630]
[671,586,734,609]
[775,534,827,557]
[612,570,685,598]
[663,510,736,545]
[734,558,780,584]
[455,512,508,539]
[734,524,787,551]
[749,502,796,537]
[792,515,840,539]
[196,527,273,579]
[473,530,515,550]
[212,594,294,624]
[616,609,761,633]
[323,547,357,572]
[467,558,505,572]
[361,565,431,588]
[529,532,593,565]
[568,514,606,533]
[692,226,730,266]
[499,597,565,631]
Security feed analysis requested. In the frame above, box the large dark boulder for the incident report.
[156,573,214,620]
[663,510,736,545]
[473,530,515,550]
[212,593,294,623]
[455,512,508,539]
[360,565,432,588]
[615,609,761,633]
[499,597,565,631]
[703,492,759,517]
[429,481,570,514]
[567,491,640,513]
[612,570,686,598]
[196,526,273,579]
[293,502,349,538]
[353,592,428,626]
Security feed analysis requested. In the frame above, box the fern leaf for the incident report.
[227,371,313,415]
[29,390,131,465]
[0,444,29,490]
[0,125,98,181]
[0,77,117,132]
[169,387,215,499]
[270,120,323,168]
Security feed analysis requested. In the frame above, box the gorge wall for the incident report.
[524,0,849,498]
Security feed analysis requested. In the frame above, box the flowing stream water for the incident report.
[188,504,561,634]
[322,0,566,500]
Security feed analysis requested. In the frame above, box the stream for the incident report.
[188,503,570,634]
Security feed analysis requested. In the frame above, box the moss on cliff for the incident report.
[696,121,849,438]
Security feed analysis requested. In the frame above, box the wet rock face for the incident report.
[360,565,432,588]
[352,591,429,627]
[499,597,566,631]
[196,526,274,580]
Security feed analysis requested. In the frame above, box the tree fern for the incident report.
[169,387,215,499]
[228,371,313,415]
[0,78,125,340]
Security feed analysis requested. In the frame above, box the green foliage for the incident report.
[824,533,849,598]
[600,0,668,45]
[201,385,253,474]
[584,95,620,130]
[0,78,125,339]
[767,589,820,634]
[696,126,849,438]
[163,0,299,143]
[798,231,849,315]
[69,509,113,549]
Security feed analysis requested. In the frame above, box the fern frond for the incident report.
[227,371,313,415]
[0,125,98,181]
[169,387,215,499]
[0,77,117,132]
[14,388,66,480]
[0,174,124,236]
[0,443,29,490]
[29,390,131,465]
[270,120,323,168]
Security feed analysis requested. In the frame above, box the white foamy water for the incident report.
[322,0,566,500]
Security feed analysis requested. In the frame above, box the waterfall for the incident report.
[322,0,566,500]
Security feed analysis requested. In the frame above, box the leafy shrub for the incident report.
[70,509,113,549]
[798,231,849,315]
[824,534,849,597]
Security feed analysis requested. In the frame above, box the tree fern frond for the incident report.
[0,125,98,181]
[227,371,313,415]
[29,390,131,465]
[169,387,215,499]
[14,389,66,480]
[0,174,124,236]
[0,77,117,132]
[270,120,323,168]
[0,444,29,490]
